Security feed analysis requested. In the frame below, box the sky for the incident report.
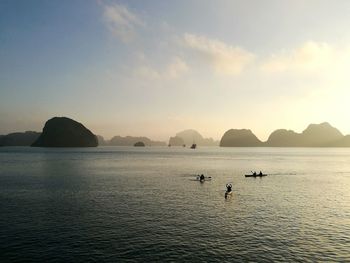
[2,0,350,141]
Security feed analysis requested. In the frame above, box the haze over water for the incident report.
[1,146,349,261]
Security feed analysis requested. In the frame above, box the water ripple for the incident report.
[1,147,350,261]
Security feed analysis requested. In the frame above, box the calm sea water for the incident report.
[1,146,350,262]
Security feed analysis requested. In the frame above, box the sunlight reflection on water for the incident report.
[0,146,350,261]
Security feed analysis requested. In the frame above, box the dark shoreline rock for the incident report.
[134,141,145,147]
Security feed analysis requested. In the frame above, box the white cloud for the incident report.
[261,41,338,73]
[103,3,143,42]
[164,57,189,78]
[182,33,255,75]
[134,57,189,82]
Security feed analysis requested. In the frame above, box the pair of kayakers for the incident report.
[252,171,263,176]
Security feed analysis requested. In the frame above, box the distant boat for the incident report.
[190,143,197,149]
[245,173,267,177]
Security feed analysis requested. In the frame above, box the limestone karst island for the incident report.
[2,118,350,148]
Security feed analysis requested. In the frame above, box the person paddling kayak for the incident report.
[196,174,205,181]
[225,183,232,198]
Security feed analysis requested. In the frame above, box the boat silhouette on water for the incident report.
[245,172,267,177]
[196,175,211,182]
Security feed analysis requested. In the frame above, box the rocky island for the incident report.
[31,117,98,147]
[220,129,263,147]
[265,122,344,147]
[220,122,350,147]
[0,131,41,146]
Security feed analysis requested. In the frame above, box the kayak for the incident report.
[245,174,267,177]
[196,177,212,181]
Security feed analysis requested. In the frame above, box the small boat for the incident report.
[245,173,268,177]
[190,143,197,149]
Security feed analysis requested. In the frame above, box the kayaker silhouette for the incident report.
[200,174,205,181]
[259,171,263,175]
[225,183,232,199]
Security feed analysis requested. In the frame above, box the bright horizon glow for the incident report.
[2,0,350,142]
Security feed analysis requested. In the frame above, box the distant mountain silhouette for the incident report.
[32,117,98,147]
[169,136,185,146]
[4,121,350,148]
[97,135,107,146]
[221,122,349,147]
[266,122,343,147]
[0,131,40,146]
[109,136,166,146]
[169,129,218,146]
[220,129,263,147]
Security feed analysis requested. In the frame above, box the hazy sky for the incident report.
[2,0,350,141]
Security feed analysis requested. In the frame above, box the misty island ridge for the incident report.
[220,122,350,147]
[169,129,219,146]
[1,117,350,148]
[98,135,166,146]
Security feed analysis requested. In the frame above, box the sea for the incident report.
[0,146,349,262]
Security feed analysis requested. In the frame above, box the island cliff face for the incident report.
[220,129,263,147]
[31,117,98,147]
